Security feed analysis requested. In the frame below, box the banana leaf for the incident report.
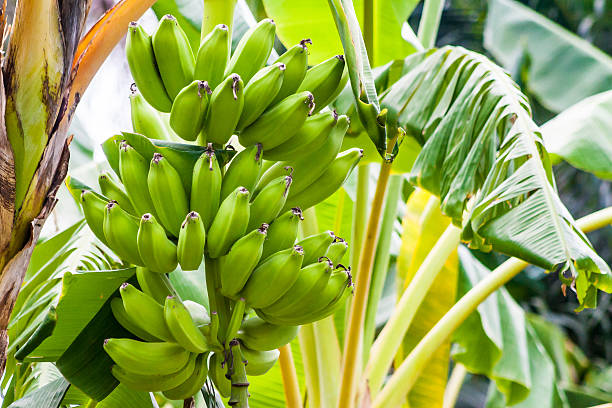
[7,377,69,408]
[381,45,611,308]
[541,90,612,180]
[484,0,612,112]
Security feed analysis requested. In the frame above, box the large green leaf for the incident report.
[484,0,612,112]
[395,189,458,407]
[381,45,611,308]
[541,90,612,180]
[261,0,419,66]
[7,378,69,408]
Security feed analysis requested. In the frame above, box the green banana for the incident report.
[152,14,195,99]
[261,256,333,317]
[237,63,286,130]
[194,24,229,89]
[296,231,335,265]
[164,296,210,353]
[207,187,250,258]
[263,110,338,161]
[183,300,210,326]
[162,353,209,400]
[148,153,189,237]
[169,80,211,141]
[240,245,304,308]
[220,144,263,201]
[137,213,178,273]
[118,140,156,217]
[103,201,143,265]
[98,172,135,215]
[120,283,174,341]
[190,145,222,229]
[238,91,315,150]
[325,236,348,265]
[219,224,268,298]
[111,353,196,392]
[15,306,57,361]
[209,352,231,398]
[104,338,189,376]
[247,174,292,231]
[261,207,303,260]
[110,297,160,342]
[272,39,311,103]
[241,347,279,376]
[80,190,109,245]
[237,317,298,351]
[225,18,276,84]
[177,211,206,270]
[136,266,176,304]
[297,54,346,112]
[129,86,172,140]
[125,22,172,112]
[255,114,349,196]
[283,148,363,211]
[204,73,244,145]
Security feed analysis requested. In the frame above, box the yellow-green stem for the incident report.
[371,207,612,407]
[417,0,445,48]
[313,317,342,407]
[279,344,302,408]
[365,223,462,395]
[443,363,467,408]
[298,324,321,408]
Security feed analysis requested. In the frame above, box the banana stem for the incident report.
[205,257,230,340]
[228,339,250,408]
[417,0,445,48]
[365,223,462,396]
[278,344,302,408]
[443,363,467,408]
[337,133,397,408]
[298,324,321,408]
[313,317,342,408]
[225,298,246,346]
[371,207,612,407]
[201,0,238,44]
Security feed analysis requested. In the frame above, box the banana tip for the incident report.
[152,152,163,163]
[120,282,129,290]
[293,245,304,255]
[229,338,240,347]
[258,223,269,233]
[300,38,313,49]
[291,207,304,220]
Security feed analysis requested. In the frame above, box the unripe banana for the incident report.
[183,300,210,326]
[148,153,189,237]
[237,63,286,130]
[262,257,332,318]
[238,91,315,150]
[272,39,311,103]
[241,347,279,376]
[264,110,338,161]
[120,283,174,341]
[261,207,303,260]
[283,148,363,211]
[325,236,348,265]
[225,18,276,84]
[129,86,172,140]
[209,352,231,398]
[194,24,229,89]
[136,266,176,304]
[297,231,335,265]
[220,144,263,202]
[169,80,211,141]
[247,175,292,231]
[162,353,209,400]
[219,224,268,298]
[204,74,244,145]
[237,317,298,351]
[191,145,222,229]
[177,211,206,271]
[111,353,196,392]
[80,190,109,245]
[103,201,143,265]
[111,297,160,342]
[297,55,346,112]
[118,140,156,217]
[137,214,178,273]
[125,22,172,112]
[98,172,135,215]
[207,187,250,258]
[104,338,189,376]
[240,245,304,308]
[164,296,210,353]
[152,14,195,99]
